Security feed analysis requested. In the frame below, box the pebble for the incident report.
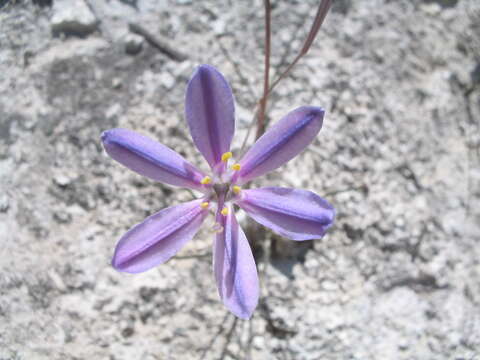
[111,77,122,89]
[252,336,265,349]
[54,210,72,224]
[105,103,122,121]
[51,0,98,37]
[0,194,9,213]
[420,3,441,16]
[124,34,144,55]
[54,174,71,187]
[159,72,175,89]
[211,19,226,35]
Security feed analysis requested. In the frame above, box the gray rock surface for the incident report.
[50,0,98,36]
[1,0,479,359]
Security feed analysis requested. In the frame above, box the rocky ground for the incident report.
[1,0,480,359]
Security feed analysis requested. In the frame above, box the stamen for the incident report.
[231,163,241,171]
[221,207,229,216]
[200,176,212,185]
[200,202,210,209]
[221,152,233,162]
[232,185,241,195]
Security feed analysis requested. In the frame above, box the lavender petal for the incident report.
[235,106,324,185]
[214,205,259,319]
[102,128,206,190]
[185,65,235,171]
[112,199,209,273]
[235,187,335,240]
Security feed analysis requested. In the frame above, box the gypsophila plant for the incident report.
[101,0,334,319]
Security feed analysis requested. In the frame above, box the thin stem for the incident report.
[267,54,302,97]
[268,0,332,95]
[255,0,272,140]
[301,0,333,56]
[248,0,332,149]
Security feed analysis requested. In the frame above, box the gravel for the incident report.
[0,0,479,359]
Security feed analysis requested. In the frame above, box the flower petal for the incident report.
[235,106,324,185]
[102,128,206,190]
[214,204,259,319]
[112,199,208,273]
[185,65,235,171]
[235,187,335,241]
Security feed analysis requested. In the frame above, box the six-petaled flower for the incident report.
[101,65,335,319]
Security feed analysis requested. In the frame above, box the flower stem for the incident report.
[254,0,333,135]
[267,0,332,95]
[255,0,272,140]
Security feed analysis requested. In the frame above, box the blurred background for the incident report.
[1,0,479,359]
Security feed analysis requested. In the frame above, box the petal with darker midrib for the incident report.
[235,106,324,185]
[102,128,206,190]
[185,65,235,171]
[112,199,208,273]
[235,187,335,241]
[213,205,259,319]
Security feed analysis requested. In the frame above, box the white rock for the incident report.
[0,194,9,213]
[51,0,98,37]
[159,72,175,89]
[105,103,122,121]
[53,173,71,187]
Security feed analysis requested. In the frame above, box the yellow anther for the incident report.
[221,152,233,162]
[200,176,212,185]
[200,202,210,209]
[221,207,229,216]
[231,163,241,171]
[232,185,241,195]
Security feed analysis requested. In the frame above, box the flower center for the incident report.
[198,152,244,215]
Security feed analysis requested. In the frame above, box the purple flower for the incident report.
[101,65,335,319]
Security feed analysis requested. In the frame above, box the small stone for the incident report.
[54,210,72,224]
[111,77,122,89]
[0,194,9,213]
[252,336,265,349]
[398,338,409,351]
[54,174,71,187]
[105,103,122,120]
[159,72,175,89]
[51,0,98,37]
[121,326,134,338]
[420,3,441,15]
[124,34,144,55]
[48,269,66,291]
[212,19,226,35]
[394,217,405,228]
[322,280,338,291]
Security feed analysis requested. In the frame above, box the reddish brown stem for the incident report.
[255,0,272,140]
[252,0,332,143]
[267,0,332,95]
